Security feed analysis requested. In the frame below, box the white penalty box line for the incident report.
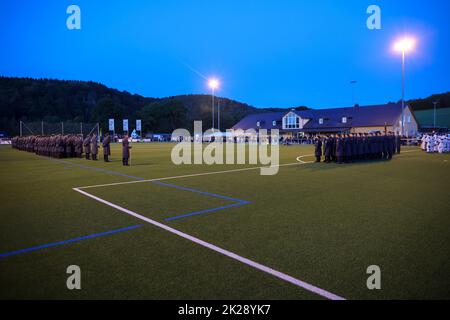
[73,184,344,300]
[76,157,315,190]
[72,155,348,300]
[71,149,421,299]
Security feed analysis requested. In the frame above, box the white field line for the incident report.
[77,155,315,190]
[75,149,421,190]
[73,186,345,300]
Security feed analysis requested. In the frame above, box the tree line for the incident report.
[1,76,448,136]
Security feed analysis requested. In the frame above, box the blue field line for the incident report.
[50,158,145,181]
[164,202,248,221]
[51,158,251,221]
[0,225,142,258]
[152,180,250,204]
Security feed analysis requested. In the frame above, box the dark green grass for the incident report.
[0,143,449,299]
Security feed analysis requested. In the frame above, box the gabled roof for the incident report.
[232,112,286,130]
[232,103,406,131]
[298,103,403,129]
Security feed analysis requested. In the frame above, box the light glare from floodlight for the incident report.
[208,78,219,89]
[394,37,415,53]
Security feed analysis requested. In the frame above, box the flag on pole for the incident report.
[109,119,115,131]
[136,119,142,132]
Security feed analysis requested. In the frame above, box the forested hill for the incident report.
[1,76,448,136]
[0,77,287,135]
[407,92,450,111]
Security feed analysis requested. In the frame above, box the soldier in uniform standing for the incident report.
[336,134,344,164]
[122,135,132,166]
[83,135,91,160]
[351,133,358,162]
[91,134,99,160]
[396,133,402,154]
[75,135,83,158]
[314,136,323,163]
[102,133,111,162]
[323,135,332,163]
[330,134,337,163]
[344,134,352,163]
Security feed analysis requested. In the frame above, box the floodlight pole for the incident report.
[217,97,220,132]
[401,49,405,137]
[212,87,215,130]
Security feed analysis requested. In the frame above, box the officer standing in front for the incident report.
[102,133,111,162]
[122,135,132,166]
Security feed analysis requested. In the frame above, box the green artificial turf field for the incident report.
[0,143,449,300]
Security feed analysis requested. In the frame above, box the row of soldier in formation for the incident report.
[314,132,402,163]
[11,133,133,166]
[421,133,450,153]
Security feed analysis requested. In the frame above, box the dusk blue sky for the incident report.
[1,0,449,109]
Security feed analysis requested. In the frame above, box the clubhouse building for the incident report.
[232,103,419,137]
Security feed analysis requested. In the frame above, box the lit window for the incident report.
[319,118,324,125]
[407,116,411,123]
[283,113,300,129]
[342,117,347,124]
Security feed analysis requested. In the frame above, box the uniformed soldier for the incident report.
[396,133,402,154]
[91,134,99,160]
[323,135,332,163]
[382,133,388,160]
[344,134,352,163]
[83,135,91,160]
[357,133,364,161]
[122,135,132,166]
[75,135,83,158]
[314,136,323,163]
[336,134,344,164]
[351,133,358,162]
[102,133,111,162]
[330,134,337,163]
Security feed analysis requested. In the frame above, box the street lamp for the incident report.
[208,78,219,130]
[394,37,415,136]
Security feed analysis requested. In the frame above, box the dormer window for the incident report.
[319,118,324,125]
[342,117,347,124]
[282,112,306,130]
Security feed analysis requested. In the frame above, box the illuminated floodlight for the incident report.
[393,37,415,53]
[208,78,219,89]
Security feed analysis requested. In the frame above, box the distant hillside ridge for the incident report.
[0,77,289,135]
